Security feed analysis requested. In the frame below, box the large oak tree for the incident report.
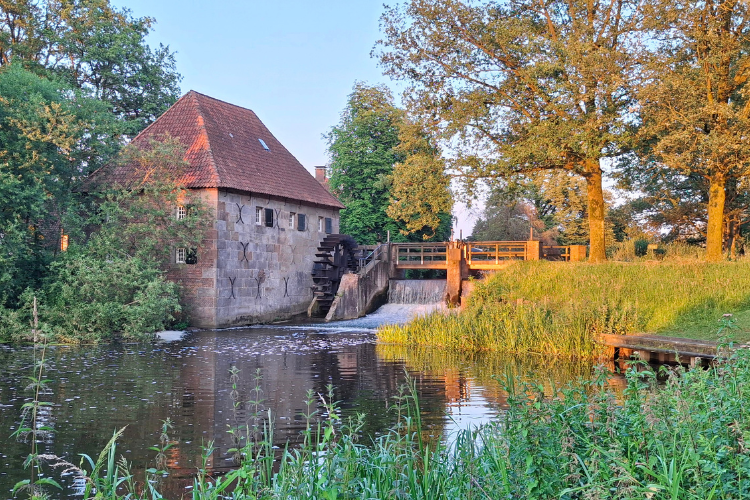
[635,0,750,261]
[376,0,642,261]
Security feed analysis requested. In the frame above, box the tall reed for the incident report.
[379,260,750,355]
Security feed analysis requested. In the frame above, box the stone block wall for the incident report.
[213,190,339,327]
[167,188,340,329]
[167,188,219,328]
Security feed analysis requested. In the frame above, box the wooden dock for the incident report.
[598,333,747,366]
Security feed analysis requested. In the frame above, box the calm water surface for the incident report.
[0,307,595,499]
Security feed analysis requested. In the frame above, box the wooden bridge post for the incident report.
[568,245,588,262]
[446,243,463,305]
[525,240,542,260]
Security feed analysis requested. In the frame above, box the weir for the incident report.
[311,240,589,321]
[388,280,446,305]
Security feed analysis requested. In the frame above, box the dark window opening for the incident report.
[325,217,332,234]
[185,248,198,265]
[265,208,274,227]
[297,213,306,231]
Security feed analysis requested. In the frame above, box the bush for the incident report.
[0,304,30,342]
[42,249,180,342]
[634,237,649,257]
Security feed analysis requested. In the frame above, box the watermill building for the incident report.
[99,91,345,328]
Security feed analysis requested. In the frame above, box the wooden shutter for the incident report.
[265,208,274,227]
[185,248,198,264]
[325,217,332,234]
[297,213,306,231]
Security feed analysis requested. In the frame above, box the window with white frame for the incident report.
[318,216,324,232]
[176,248,186,264]
[255,207,262,225]
[176,205,187,220]
[289,212,296,228]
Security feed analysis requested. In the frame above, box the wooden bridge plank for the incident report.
[597,333,747,360]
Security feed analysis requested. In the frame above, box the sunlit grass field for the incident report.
[378,260,750,356]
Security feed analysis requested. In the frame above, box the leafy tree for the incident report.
[88,137,212,266]
[471,193,555,243]
[628,0,750,261]
[471,171,619,246]
[376,0,642,261]
[1,138,213,342]
[327,82,452,244]
[0,0,181,135]
[388,119,453,240]
[0,63,119,305]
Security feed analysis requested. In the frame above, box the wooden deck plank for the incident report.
[597,333,748,359]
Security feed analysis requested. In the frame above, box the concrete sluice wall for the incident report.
[388,280,446,305]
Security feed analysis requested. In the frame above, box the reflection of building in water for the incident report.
[443,370,470,403]
[158,330,426,474]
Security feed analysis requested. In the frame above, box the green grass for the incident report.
[32,349,750,499]
[378,260,750,356]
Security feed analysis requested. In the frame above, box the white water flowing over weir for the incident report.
[326,279,447,330]
[388,279,447,304]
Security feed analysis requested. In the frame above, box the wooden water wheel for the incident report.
[311,234,358,316]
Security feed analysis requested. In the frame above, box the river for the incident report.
[0,303,594,499]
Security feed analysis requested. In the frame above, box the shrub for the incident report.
[634,237,649,257]
[42,249,180,342]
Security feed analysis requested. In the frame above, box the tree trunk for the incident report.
[585,162,607,263]
[706,175,726,262]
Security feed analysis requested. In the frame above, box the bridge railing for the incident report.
[543,245,571,261]
[465,241,528,265]
[393,242,448,267]
[357,243,389,270]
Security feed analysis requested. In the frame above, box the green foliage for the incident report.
[90,137,212,266]
[42,251,180,342]
[631,0,750,261]
[377,0,643,260]
[379,260,750,354]
[0,63,120,305]
[0,0,181,136]
[0,138,211,343]
[327,82,452,244]
[634,237,649,257]
[388,119,453,240]
[327,83,402,244]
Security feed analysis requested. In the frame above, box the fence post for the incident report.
[446,245,463,305]
[568,245,587,262]
[525,240,542,260]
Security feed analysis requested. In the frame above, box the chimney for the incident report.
[315,166,327,183]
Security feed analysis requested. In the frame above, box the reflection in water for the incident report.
[376,345,596,439]
[0,324,594,499]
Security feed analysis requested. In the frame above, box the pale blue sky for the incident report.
[114,1,478,234]
[115,0,396,171]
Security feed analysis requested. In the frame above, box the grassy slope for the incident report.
[378,260,750,356]
[487,260,750,341]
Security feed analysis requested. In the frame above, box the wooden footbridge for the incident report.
[310,239,590,319]
[390,241,588,271]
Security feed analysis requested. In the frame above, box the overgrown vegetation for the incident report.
[0,0,189,343]
[0,139,211,343]
[379,260,750,355]
[21,346,750,499]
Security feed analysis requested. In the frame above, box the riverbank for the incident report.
[31,347,750,499]
[378,260,750,356]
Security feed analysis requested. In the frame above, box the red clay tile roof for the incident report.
[93,91,344,209]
